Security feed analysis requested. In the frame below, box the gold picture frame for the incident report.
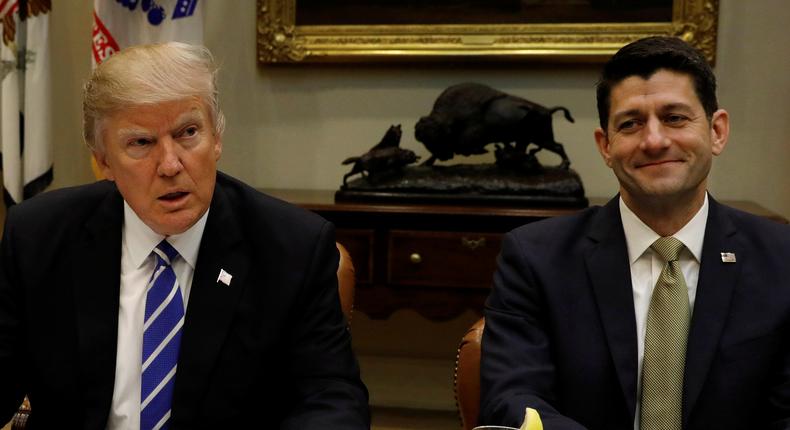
[257,0,718,64]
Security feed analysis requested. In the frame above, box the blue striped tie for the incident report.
[141,240,184,430]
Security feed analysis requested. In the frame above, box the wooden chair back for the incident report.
[454,317,485,430]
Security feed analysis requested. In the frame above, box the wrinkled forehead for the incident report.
[99,98,211,140]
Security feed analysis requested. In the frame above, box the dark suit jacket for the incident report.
[0,172,369,429]
[480,196,790,430]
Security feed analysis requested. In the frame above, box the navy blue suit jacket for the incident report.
[0,172,370,429]
[481,196,790,429]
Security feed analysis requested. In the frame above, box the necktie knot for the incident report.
[154,239,179,265]
[651,236,684,262]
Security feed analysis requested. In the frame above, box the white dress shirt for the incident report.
[620,194,708,430]
[107,202,208,430]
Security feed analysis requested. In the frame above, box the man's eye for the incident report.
[180,126,199,137]
[617,120,639,131]
[665,114,687,125]
[130,138,151,147]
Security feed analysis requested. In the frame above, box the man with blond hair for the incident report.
[0,42,369,429]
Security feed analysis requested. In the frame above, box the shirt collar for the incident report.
[123,202,209,269]
[620,193,708,265]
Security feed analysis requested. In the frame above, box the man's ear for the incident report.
[92,150,115,181]
[710,108,730,156]
[213,135,222,161]
[594,127,613,168]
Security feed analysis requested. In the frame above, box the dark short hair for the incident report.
[595,36,718,131]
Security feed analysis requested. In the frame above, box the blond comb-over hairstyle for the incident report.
[83,42,225,153]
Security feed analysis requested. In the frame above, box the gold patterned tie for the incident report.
[640,236,690,430]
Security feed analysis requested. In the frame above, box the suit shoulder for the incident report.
[720,203,790,245]
[215,172,330,237]
[6,181,116,226]
[508,204,602,244]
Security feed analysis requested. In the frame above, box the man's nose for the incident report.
[156,138,184,177]
[641,117,670,151]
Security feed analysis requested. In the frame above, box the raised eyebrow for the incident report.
[173,109,206,130]
[115,127,153,141]
[659,103,695,115]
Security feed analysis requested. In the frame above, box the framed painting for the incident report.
[257,0,718,64]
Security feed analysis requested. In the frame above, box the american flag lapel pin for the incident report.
[217,269,233,286]
[720,252,736,263]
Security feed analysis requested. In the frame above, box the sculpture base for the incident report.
[337,164,587,207]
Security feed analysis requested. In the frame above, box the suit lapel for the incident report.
[173,182,250,421]
[682,198,741,424]
[585,197,639,421]
[72,185,124,427]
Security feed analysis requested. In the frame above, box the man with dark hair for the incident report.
[596,36,719,130]
[480,36,790,429]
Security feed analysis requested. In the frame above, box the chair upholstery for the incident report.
[9,398,29,430]
[454,317,485,430]
[336,242,356,324]
[9,242,357,429]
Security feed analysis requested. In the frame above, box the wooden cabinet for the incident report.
[263,189,788,322]
[387,230,502,289]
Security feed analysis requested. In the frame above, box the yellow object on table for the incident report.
[520,407,543,430]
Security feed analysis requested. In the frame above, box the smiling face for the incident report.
[594,69,729,210]
[94,98,222,236]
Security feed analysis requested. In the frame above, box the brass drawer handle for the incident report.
[409,253,422,264]
[461,237,486,250]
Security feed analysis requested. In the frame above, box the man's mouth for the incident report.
[637,159,682,168]
[159,191,188,201]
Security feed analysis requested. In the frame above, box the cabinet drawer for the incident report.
[388,230,502,288]
[336,229,374,283]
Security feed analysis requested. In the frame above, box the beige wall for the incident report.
[51,0,790,218]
